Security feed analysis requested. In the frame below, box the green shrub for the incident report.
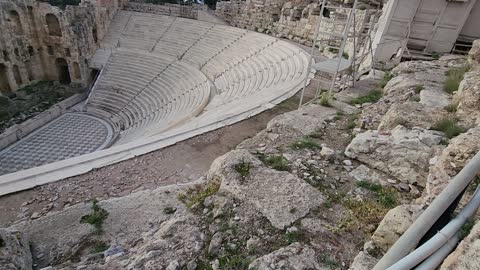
[80,200,109,233]
[356,181,397,208]
[432,118,465,139]
[445,102,458,113]
[93,241,109,253]
[319,92,332,107]
[177,181,220,209]
[379,72,394,88]
[350,89,382,105]
[444,65,470,93]
[415,84,424,94]
[291,138,320,150]
[262,155,289,171]
[234,160,252,179]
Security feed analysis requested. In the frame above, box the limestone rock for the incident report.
[454,67,480,128]
[238,104,335,150]
[345,126,444,187]
[127,215,205,269]
[349,251,377,270]
[424,127,480,203]
[208,149,325,229]
[371,204,421,252]
[0,228,32,270]
[379,102,448,130]
[469,39,480,64]
[441,220,480,270]
[248,243,327,270]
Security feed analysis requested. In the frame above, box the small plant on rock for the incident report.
[379,72,394,88]
[291,137,320,150]
[262,155,290,171]
[415,84,424,94]
[459,218,475,240]
[93,240,109,253]
[445,102,458,113]
[444,64,471,93]
[234,160,252,179]
[356,181,397,208]
[163,207,177,215]
[432,117,465,139]
[177,181,220,209]
[81,199,109,233]
[350,89,383,105]
[319,92,333,107]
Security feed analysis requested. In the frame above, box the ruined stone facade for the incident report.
[0,0,122,94]
[215,0,373,47]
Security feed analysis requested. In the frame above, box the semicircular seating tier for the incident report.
[86,10,312,145]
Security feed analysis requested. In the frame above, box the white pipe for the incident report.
[414,233,460,270]
[387,186,480,270]
[373,151,480,270]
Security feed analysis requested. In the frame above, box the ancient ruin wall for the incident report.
[0,0,121,94]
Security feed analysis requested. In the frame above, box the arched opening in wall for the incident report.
[72,62,81,80]
[46,14,62,37]
[92,27,98,43]
[12,65,22,85]
[55,58,71,84]
[0,64,11,94]
[9,10,23,35]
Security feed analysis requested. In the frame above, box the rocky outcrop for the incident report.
[361,57,465,129]
[249,242,327,270]
[441,221,480,270]
[454,67,480,128]
[371,204,422,253]
[424,127,480,203]
[238,104,335,151]
[345,125,444,187]
[0,228,32,270]
[378,101,448,131]
[208,149,325,229]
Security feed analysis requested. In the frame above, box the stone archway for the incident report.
[9,10,23,34]
[55,58,71,84]
[12,65,22,86]
[0,64,11,94]
[45,13,62,37]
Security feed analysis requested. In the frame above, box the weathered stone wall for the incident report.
[215,0,372,48]
[0,0,120,94]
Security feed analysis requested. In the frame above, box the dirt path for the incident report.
[0,87,318,227]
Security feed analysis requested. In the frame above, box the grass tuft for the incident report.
[350,89,382,105]
[459,219,475,240]
[163,207,177,215]
[432,117,465,139]
[80,199,109,233]
[291,137,320,150]
[177,181,220,209]
[234,160,252,179]
[415,84,424,94]
[356,181,397,208]
[259,154,290,171]
[319,92,333,107]
[444,64,470,93]
[445,102,458,113]
[93,241,109,253]
[379,72,394,88]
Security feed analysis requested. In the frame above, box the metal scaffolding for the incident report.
[298,0,381,107]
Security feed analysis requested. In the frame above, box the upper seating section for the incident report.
[88,10,310,144]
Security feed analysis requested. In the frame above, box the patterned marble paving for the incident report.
[0,113,114,176]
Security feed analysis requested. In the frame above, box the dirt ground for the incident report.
[0,86,318,227]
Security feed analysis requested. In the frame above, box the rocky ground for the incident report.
[2,42,480,270]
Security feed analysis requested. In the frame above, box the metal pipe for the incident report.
[414,233,460,270]
[387,186,480,270]
[373,151,480,270]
